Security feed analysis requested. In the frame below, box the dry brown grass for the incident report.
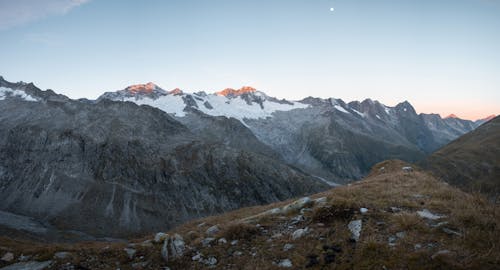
[1,159,499,269]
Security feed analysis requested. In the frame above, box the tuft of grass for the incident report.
[221,223,260,241]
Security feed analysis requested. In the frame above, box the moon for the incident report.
[330,7,335,12]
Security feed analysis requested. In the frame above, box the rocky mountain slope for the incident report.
[1,160,498,269]
[99,83,484,182]
[0,77,328,239]
[423,116,500,197]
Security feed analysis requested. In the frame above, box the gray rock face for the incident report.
[0,78,328,238]
[97,81,482,184]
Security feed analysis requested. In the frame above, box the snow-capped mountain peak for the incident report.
[216,86,257,97]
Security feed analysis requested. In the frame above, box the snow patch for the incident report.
[0,87,37,102]
[334,104,350,114]
[196,95,309,121]
[351,109,365,117]
[123,94,187,117]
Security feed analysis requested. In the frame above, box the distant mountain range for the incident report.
[99,82,491,182]
[0,76,495,238]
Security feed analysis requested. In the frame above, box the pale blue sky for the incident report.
[0,0,499,119]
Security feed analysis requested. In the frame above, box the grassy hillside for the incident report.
[1,160,499,269]
[423,116,500,197]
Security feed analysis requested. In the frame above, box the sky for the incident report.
[0,0,499,120]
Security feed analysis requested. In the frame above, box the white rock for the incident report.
[278,259,293,268]
[192,253,202,261]
[231,240,239,246]
[283,243,294,251]
[233,251,243,256]
[218,238,227,244]
[54,252,72,259]
[314,197,327,206]
[282,197,313,214]
[202,237,216,247]
[402,166,413,172]
[1,252,14,262]
[360,208,368,214]
[161,236,170,262]
[272,233,283,239]
[206,225,220,236]
[431,250,453,259]
[265,208,282,215]
[0,261,52,270]
[348,220,362,242]
[154,232,169,243]
[292,228,308,240]
[170,234,185,259]
[203,256,217,266]
[417,209,445,220]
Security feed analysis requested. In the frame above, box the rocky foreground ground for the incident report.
[1,160,499,270]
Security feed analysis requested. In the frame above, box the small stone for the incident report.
[265,208,282,215]
[154,232,169,243]
[192,253,202,261]
[0,261,52,269]
[54,252,72,259]
[218,238,227,244]
[203,256,217,266]
[1,252,14,262]
[414,244,422,250]
[283,243,294,251]
[360,208,368,214]
[389,207,402,213]
[402,166,413,172]
[206,225,220,236]
[290,215,305,225]
[300,208,313,214]
[292,228,308,240]
[231,240,239,246]
[314,197,327,206]
[272,233,283,239]
[123,248,136,260]
[197,222,206,227]
[417,209,445,220]
[442,228,462,237]
[140,240,153,247]
[396,231,406,238]
[161,236,170,262]
[431,250,453,260]
[131,261,149,269]
[18,254,31,262]
[278,259,293,268]
[233,251,243,256]
[202,237,216,247]
[170,234,185,259]
[348,220,362,242]
[282,197,313,214]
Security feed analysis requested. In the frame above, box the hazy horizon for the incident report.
[1,0,499,120]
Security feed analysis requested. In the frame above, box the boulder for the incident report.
[206,225,220,236]
[1,252,14,262]
[348,220,362,242]
[169,234,185,259]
